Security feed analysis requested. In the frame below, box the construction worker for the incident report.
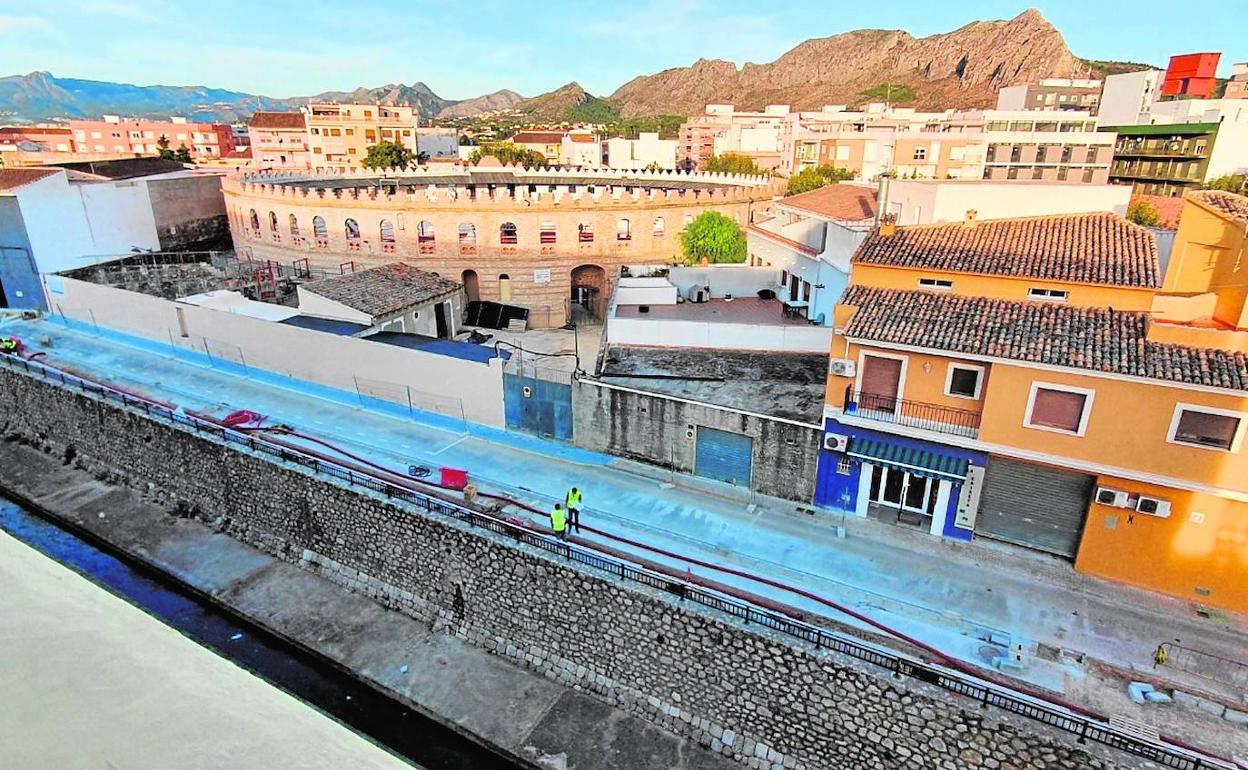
[550,503,568,541]
[0,337,19,356]
[565,486,582,534]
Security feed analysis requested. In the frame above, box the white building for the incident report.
[560,132,602,168]
[605,133,677,170]
[879,179,1132,225]
[1098,70,1164,126]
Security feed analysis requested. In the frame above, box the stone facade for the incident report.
[224,170,779,327]
[1,367,1148,770]
[146,175,231,251]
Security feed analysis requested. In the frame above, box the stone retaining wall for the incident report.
[1,367,1142,770]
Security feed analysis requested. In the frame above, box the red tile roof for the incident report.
[301,262,461,318]
[1189,190,1248,225]
[854,212,1160,289]
[842,285,1248,390]
[780,184,878,222]
[511,131,566,144]
[248,111,307,129]
[1131,194,1184,229]
[568,133,597,143]
[0,168,60,192]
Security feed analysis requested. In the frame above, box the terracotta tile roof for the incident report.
[841,286,1248,391]
[301,262,461,319]
[780,184,878,222]
[854,212,1160,289]
[248,111,307,129]
[568,133,597,143]
[1131,194,1184,229]
[1189,190,1248,225]
[511,131,566,144]
[0,168,60,192]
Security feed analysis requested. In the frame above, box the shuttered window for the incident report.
[1173,409,1239,450]
[1028,388,1087,433]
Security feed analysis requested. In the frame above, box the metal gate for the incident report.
[977,456,1094,558]
[694,427,753,487]
[503,373,572,440]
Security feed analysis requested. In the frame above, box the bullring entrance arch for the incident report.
[570,264,607,320]
[462,269,480,303]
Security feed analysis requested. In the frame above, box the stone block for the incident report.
[1127,681,1154,704]
[1222,708,1248,726]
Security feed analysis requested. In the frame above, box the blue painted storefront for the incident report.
[813,418,986,541]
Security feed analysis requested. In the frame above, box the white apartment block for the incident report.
[605,133,678,170]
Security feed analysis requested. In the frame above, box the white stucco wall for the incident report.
[884,180,1131,224]
[669,265,779,299]
[1099,70,1162,126]
[607,316,832,352]
[1207,122,1248,180]
[49,276,505,427]
[615,277,678,305]
[295,287,374,325]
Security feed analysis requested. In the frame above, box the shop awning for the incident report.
[847,437,969,481]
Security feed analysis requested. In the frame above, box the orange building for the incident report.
[1161,52,1221,98]
[814,204,1248,613]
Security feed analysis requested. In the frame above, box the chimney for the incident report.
[879,213,897,237]
[964,209,978,228]
[875,176,891,224]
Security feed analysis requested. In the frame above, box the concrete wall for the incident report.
[615,277,678,306]
[669,265,779,299]
[46,276,505,427]
[606,316,833,353]
[573,379,823,502]
[883,181,1132,225]
[1,367,1140,770]
[146,175,231,251]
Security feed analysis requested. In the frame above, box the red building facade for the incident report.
[1161,52,1221,98]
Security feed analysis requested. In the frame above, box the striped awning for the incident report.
[847,437,969,481]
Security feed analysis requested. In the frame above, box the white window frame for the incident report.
[1028,287,1069,302]
[1023,381,1095,437]
[1166,402,1248,453]
[913,147,927,161]
[853,350,909,402]
[918,277,953,291]
[944,363,985,400]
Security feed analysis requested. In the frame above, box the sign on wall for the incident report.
[954,464,984,530]
[533,268,551,284]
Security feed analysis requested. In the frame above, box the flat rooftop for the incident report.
[598,345,828,423]
[614,298,809,327]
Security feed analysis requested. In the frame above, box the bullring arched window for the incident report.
[458,222,476,245]
[652,217,665,237]
[268,211,278,232]
[577,221,594,243]
[313,216,328,239]
[379,220,395,243]
[539,221,557,244]
[418,220,435,243]
[345,218,361,241]
[616,218,631,241]
[289,214,300,237]
[248,209,260,231]
[500,222,518,245]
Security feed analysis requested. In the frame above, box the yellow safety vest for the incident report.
[566,489,582,508]
[550,507,567,532]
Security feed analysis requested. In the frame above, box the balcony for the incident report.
[843,387,981,439]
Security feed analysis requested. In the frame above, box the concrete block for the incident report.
[1127,681,1154,704]
[1143,691,1172,703]
[1197,698,1227,718]
[1222,708,1248,725]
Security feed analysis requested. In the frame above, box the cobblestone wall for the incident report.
[1,368,1143,770]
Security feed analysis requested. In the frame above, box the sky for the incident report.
[0,0,1241,100]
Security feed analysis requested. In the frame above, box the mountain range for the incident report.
[0,10,1149,125]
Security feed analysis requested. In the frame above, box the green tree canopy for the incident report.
[361,140,418,170]
[786,164,854,195]
[1202,174,1247,193]
[1125,198,1161,227]
[680,211,747,265]
[156,134,175,160]
[174,145,192,163]
[467,142,548,168]
[703,153,766,176]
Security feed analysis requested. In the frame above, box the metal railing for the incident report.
[843,387,981,438]
[0,352,1234,770]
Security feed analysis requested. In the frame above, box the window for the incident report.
[268,211,279,232]
[945,364,984,400]
[652,217,665,237]
[312,215,328,239]
[836,457,853,475]
[539,221,557,244]
[912,147,927,161]
[616,218,631,241]
[1025,383,1094,435]
[1028,288,1069,302]
[248,209,260,230]
[344,218,360,240]
[578,221,594,243]
[918,278,953,291]
[499,221,518,245]
[289,214,300,237]
[458,222,476,246]
[1168,405,1245,452]
[1082,168,1095,183]
[379,220,395,243]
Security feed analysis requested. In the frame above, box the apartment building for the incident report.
[247,111,311,169]
[1227,62,1248,100]
[995,78,1103,113]
[305,103,420,169]
[560,131,602,168]
[814,203,1248,613]
[68,116,238,160]
[1161,52,1221,99]
[1102,101,1248,196]
[509,130,567,164]
[679,104,790,171]
[604,132,677,170]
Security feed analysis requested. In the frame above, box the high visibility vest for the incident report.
[550,507,567,532]
[565,489,582,508]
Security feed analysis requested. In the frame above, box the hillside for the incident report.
[437,89,525,118]
[608,9,1088,115]
[515,82,619,123]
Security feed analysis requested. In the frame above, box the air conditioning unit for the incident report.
[1135,496,1172,518]
[829,358,856,377]
[823,433,850,452]
[1095,487,1130,508]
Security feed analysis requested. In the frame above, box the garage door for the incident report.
[695,427,753,487]
[977,456,1094,559]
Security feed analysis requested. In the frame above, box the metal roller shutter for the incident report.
[977,457,1094,559]
[694,427,753,487]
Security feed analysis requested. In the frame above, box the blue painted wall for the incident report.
[503,373,573,441]
[0,198,45,310]
[814,418,987,541]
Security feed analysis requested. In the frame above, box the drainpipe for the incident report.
[875,176,890,225]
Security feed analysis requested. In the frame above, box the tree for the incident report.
[174,145,192,163]
[1202,174,1247,193]
[643,161,665,173]
[786,164,855,195]
[858,83,917,104]
[361,140,417,170]
[1126,198,1161,227]
[680,211,746,265]
[156,134,175,160]
[703,153,766,176]
[467,142,548,168]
